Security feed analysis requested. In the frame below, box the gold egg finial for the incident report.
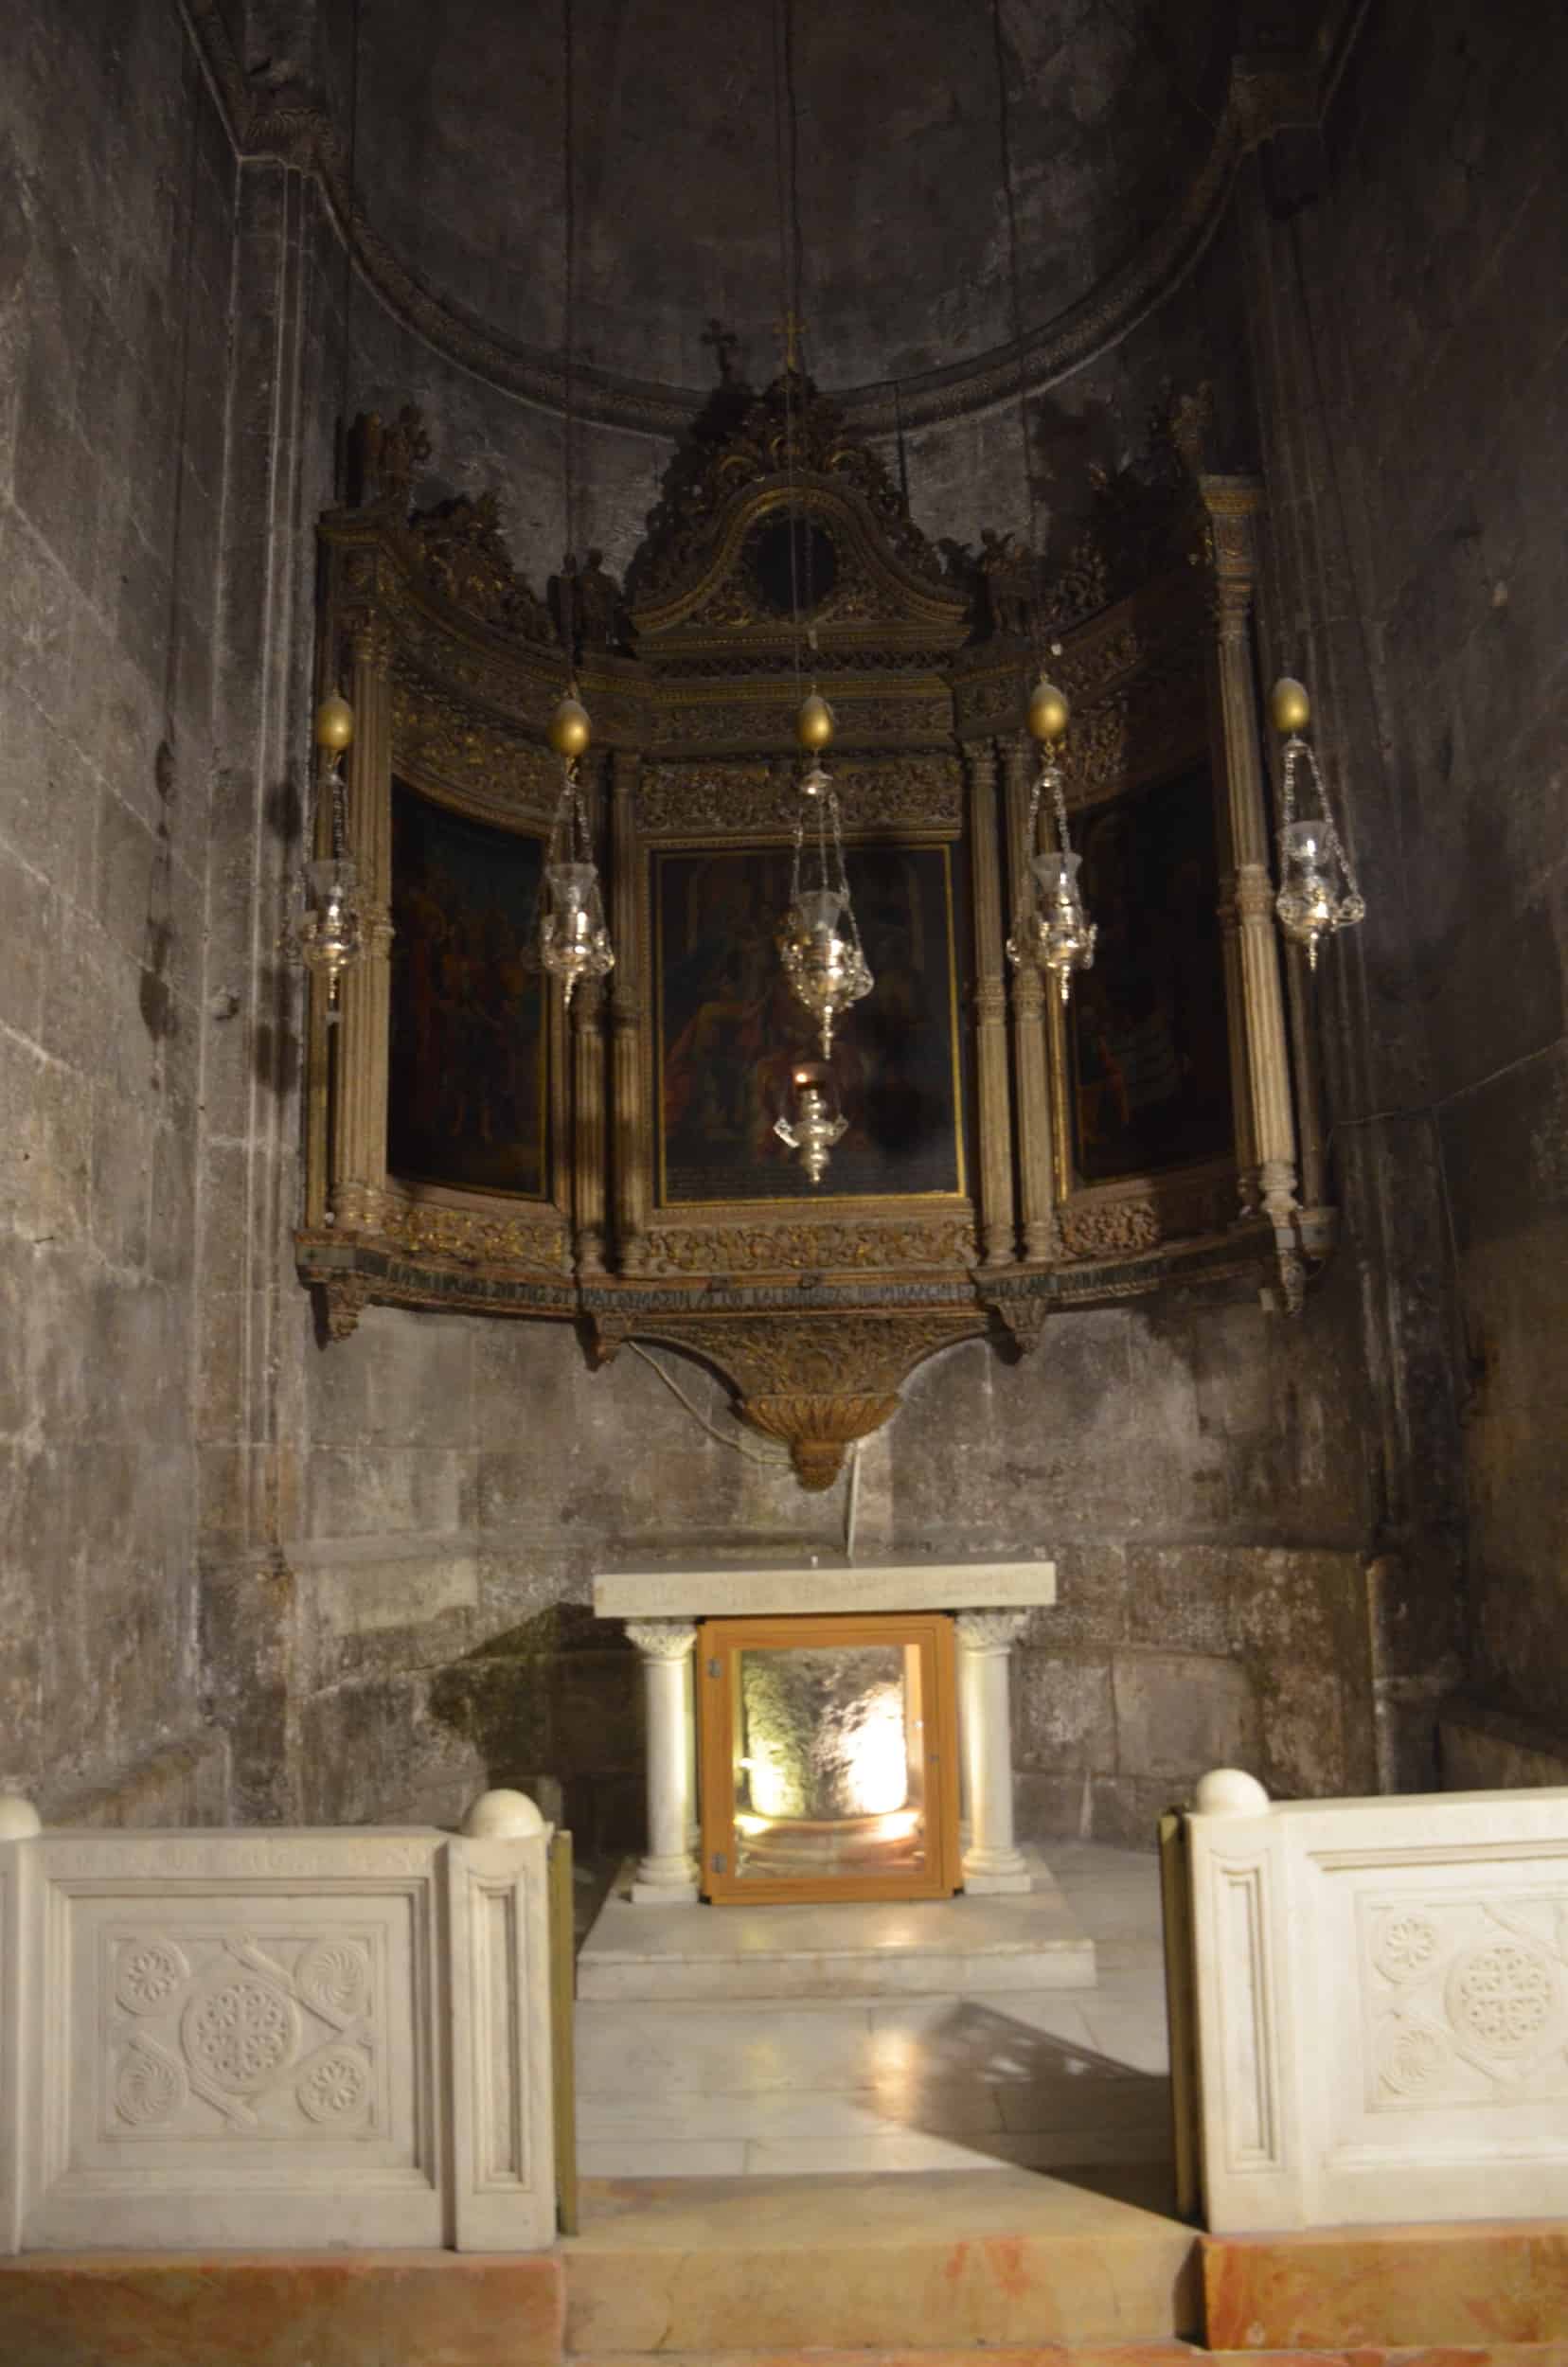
[547,691,592,761]
[314,692,354,753]
[1270,676,1311,737]
[1026,675,1069,744]
[796,691,835,752]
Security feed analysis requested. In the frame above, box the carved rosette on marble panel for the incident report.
[1360,1892,1568,2111]
[102,1930,381,2141]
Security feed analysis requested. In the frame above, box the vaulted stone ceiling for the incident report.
[336,0,1234,398]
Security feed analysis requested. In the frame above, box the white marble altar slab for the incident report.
[594,1557,1056,1619]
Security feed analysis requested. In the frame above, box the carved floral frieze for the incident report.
[637,756,961,838]
[390,672,558,823]
[641,1214,978,1276]
[363,1188,572,1276]
[644,690,952,749]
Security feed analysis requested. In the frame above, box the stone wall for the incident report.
[0,0,237,1815]
[281,1262,1385,1852]
[1269,0,1568,1758]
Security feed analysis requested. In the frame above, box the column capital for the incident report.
[624,1616,698,1662]
[955,1608,1030,1655]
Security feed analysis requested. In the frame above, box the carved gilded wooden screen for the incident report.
[299,401,1322,1479]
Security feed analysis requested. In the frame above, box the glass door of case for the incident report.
[697,1611,960,1905]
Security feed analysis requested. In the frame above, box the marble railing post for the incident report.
[624,1619,700,1903]
[955,1609,1031,1893]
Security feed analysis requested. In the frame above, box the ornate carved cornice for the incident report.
[640,1212,978,1279]
[180,0,1370,438]
[637,755,961,839]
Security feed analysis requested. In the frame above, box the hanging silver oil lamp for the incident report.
[777,692,872,1058]
[1007,674,1096,1006]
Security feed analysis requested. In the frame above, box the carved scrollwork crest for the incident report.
[636,369,955,612]
[627,1308,986,1489]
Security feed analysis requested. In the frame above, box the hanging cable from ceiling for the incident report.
[991,0,1096,1006]
[294,0,365,1016]
[534,0,615,1006]
[770,0,870,1164]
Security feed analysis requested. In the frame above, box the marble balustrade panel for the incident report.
[1188,1777,1568,2232]
[0,1823,554,2252]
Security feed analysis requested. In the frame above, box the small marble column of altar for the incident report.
[956,1608,1032,1891]
[624,1618,701,1903]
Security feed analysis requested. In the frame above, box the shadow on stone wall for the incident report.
[427,1606,644,1857]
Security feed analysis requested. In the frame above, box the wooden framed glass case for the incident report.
[697,1612,961,1905]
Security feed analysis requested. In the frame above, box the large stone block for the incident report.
[0,1030,89,1244]
[297,1673,490,1828]
[1011,1649,1116,1774]
[1125,1543,1233,1658]
[305,1444,477,1542]
[1111,1648,1257,1784]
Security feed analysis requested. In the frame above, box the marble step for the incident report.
[562,2167,1199,2350]
[577,1849,1096,2001]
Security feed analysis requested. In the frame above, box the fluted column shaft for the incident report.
[330,617,393,1231]
[1202,478,1300,1255]
[966,739,1016,1268]
[572,755,609,1274]
[1002,734,1060,1261]
[610,747,649,1272]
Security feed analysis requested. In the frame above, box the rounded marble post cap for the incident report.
[1192,1767,1270,1816]
[461,1788,545,1839]
[0,1795,42,1840]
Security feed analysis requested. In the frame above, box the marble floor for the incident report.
[574,1842,1172,2181]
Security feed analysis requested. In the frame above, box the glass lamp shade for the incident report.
[538,859,615,1005]
[772,1060,848,1186]
[298,856,364,1008]
[1025,848,1097,1004]
[1275,818,1363,970]
[777,892,873,1057]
